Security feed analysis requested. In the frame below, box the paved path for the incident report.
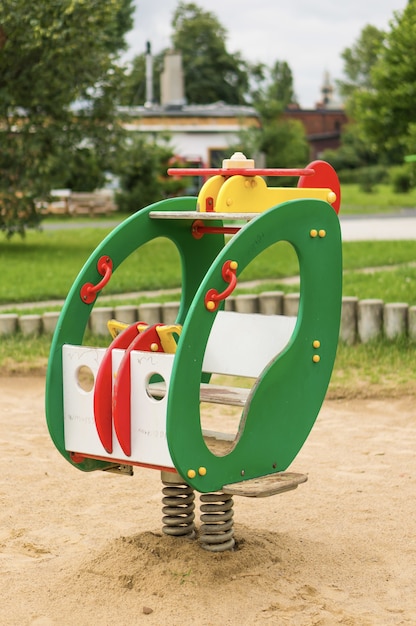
[2,212,414,313]
[340,213,416,241]
[42,211,416,241]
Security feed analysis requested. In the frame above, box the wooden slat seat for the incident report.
[149,380,250,407]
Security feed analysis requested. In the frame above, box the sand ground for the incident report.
[0,376,415,625]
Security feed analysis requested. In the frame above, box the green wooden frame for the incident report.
[45,197,224,470]
[167,198,342,492]
[45,196,342,492]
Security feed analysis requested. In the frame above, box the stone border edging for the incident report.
[1,292,415,343]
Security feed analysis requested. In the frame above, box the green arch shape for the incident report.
[45,197,224,470]
[167,198,342,492]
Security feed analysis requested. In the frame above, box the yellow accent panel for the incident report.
[197,175,225,212]
[156,324,182,354]
[198,174,334,213]
[197,172,336,214]
[137,323,149,333]
[107,319,129,339]
[215,175,267,213]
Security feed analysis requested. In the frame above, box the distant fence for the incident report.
[1,292,415,343]
[41,190,117,216]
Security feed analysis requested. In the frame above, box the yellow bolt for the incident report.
[226,197,233,207]
[198,467,207,476]
[310,229,318,238]
[244,179,251,188]
[150,343,159,352]
[319,229,326,238]
[229,260,238,270]
[312,354,321,363]
[327,191,337,204]
[187,469,196,479]
[313,340,321,349]
[206,300,215,311]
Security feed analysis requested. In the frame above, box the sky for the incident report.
[123,0,408,108]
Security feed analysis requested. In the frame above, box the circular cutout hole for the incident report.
[145,373,167,401]
[76,365,95,392]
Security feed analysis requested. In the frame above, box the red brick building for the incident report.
[283,106,348,160]
[283,74,348,160]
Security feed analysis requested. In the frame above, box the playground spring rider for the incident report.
[45,153,343,552]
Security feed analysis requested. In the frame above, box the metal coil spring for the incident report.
[199,492,235,552]
[161,481,196,539]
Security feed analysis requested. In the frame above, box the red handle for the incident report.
[168,167,315,178]
[205,260,238,312]
[80,255,113,304]
[192,219,240,239]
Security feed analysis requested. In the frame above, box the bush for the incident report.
[338,165,389,189]
[115,137,187,213]
[390,166,413,193]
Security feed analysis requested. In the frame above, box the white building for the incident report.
[119,50,260,167]
[119,101,261,167]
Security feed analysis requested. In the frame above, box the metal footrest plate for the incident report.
[222,472,308,498]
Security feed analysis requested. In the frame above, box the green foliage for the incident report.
[249,60,296,109]
[347,3,416,162]
[337,25,386,99]
[0,0,134,237]
[59,149,107,192]
[122,4,297,112]
[343,266,416,304]
[342,240,416,269]
[0,228,183,304]
[331,338,416,396]
[120,50,165,106]
[1,220,415,306]
[356,166,383,193]
[2,330,415,393]
[234,57,306,174]
[235,114,309,181]
[114,136,187,213]
[171,2,249,104]
[120,1,305,173]
[337,166,389,188]
[331,9,416,173]
[322,124,380,172]
[342,183,416,213]
[391,165,414,193]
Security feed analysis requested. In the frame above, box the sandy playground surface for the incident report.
[0,376,415,626]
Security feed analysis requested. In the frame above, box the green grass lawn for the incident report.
[1,195,415,393]
[341,184,416,214]
[1,229,415,309]
[1,332,414,399]
[1,186,415,312]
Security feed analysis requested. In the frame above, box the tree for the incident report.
[347,2,416,162]
[115,135,187,212]
[235,102,309,183]
[120,48,166,106]
[251,60,296,109]
[322,124,379,171]
[122,3,296,111]
[0,0,134,236]
[120,1,305,185]
[323,25,386,175]
[122,3,250,106]
[236,60,306,179]
[337,24,386,100]
[171,2,249,104]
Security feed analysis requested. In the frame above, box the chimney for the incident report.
[145,41,153,108]
[160,51,185,107]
